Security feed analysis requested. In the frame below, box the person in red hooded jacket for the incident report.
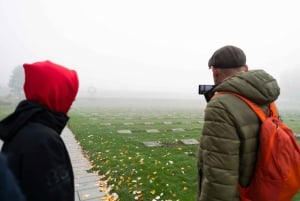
[0,61,79,201]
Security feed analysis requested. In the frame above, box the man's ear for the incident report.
[243,65,249,72]
[211,66,221,84]
[212,66,219,77]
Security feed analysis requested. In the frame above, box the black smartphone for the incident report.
[198,84,214,94]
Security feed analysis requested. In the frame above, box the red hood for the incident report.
[23,60,79,114]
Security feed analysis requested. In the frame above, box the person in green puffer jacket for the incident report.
[197,45,280,201]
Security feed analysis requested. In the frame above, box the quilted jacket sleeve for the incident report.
[198,94,260,201]
[198,97,241,201]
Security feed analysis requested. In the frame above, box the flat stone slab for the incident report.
[75,171,96,179]
[75,180,100,190]
[62,127,107,201]
[180,139,199,145]
[172,128,185,132]
[164,121,173,124]
[117,130,132,134]
[76,175,100,184]
[143,141,162,147]
[78,188,105,200]
[73,166,93,174]
[144,122,154,125]
[75,192,80,201]
[72,161,91,169]
[146,129,159,133]
[123,122,134,125]
[100,123,111,126]
[295,133,300,139]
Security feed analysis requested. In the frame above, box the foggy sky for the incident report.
[0,0,300,99]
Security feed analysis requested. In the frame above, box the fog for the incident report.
[0,0,300,100]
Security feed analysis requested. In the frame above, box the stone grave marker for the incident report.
[144,122,154,125]
[180,139,199,145]
[123,122,134,125]
[146,129,159,133]
[143,141,162,147]
[117,130,132,134]
[164,121,173,125]
[172,128,185,132]
[100,123,111,126]
[295,133,300,139]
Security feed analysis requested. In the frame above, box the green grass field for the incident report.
[68,98,203,201]
[1,98,300,200]
[68,98,300,201]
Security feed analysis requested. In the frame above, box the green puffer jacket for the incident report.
[197,70,280,201]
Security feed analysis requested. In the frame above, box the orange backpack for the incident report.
[218,92,300,201]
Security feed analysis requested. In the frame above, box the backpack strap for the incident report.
[216,91,280,167]
[215,91,278,121]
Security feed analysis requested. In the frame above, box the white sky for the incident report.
[0,0,299,98]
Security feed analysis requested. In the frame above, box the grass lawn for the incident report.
[1,98,300,200]
[68,98,203,201]
[68,98,300,201]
